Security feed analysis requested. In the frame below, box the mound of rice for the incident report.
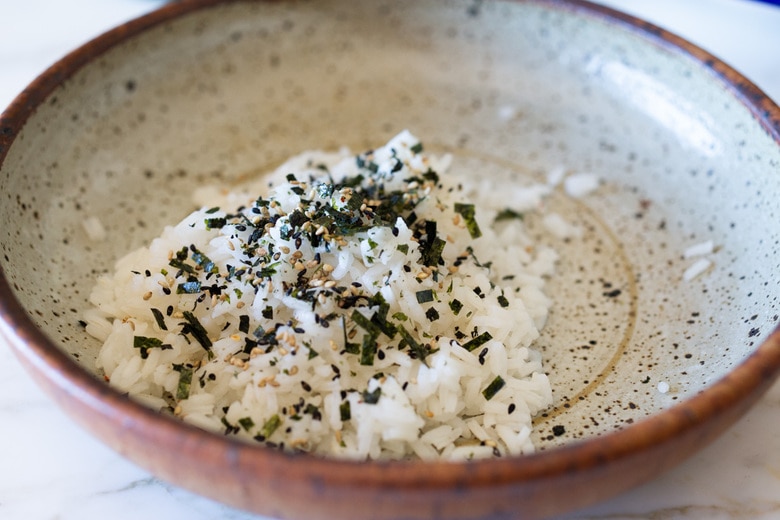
[84,130,558,460]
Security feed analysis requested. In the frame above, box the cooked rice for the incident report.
[85,130,558,460]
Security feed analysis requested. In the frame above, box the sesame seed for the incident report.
[290,438,308,449]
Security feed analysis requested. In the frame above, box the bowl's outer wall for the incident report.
[2,0,780,519]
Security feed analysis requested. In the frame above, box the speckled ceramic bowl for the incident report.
[1,0,779,518]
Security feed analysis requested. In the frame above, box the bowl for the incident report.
[1,0,779,518]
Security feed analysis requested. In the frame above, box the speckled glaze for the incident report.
[1,0,779,518]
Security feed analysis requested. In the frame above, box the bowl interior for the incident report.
[1,0,779,450]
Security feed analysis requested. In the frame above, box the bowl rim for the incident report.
[1,0,780,494]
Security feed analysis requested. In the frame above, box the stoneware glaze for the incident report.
[1,0,779,518]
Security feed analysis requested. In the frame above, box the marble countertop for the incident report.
[1,1,779,519]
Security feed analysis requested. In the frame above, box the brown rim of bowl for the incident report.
[1,0,780,492]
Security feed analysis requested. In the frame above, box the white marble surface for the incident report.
[1,1,780,519]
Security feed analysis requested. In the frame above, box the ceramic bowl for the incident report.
[1,0,779,518]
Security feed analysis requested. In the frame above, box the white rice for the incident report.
[683,240,714,259]
[542,212,582,240]
[563,172,600,198]
[82,215,107,242]
[85,130,559,460]
[683,257,712,281]
[545,165,567,187]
